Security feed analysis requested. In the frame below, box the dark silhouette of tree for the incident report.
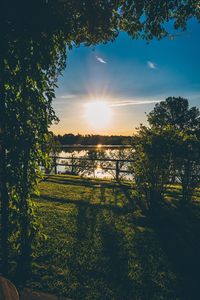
[56,133,131,145]
[172,131,200,204]
[133,97,200,210]
[148,97,200,204]
[148,97,200,131]
[132,126,171,211]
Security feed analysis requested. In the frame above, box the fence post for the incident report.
[54,156,57,174]
[116,160,119,181]
[71,155,74,174]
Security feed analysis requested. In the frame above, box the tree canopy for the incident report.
[1,0,200,43]
[148,97,200,131]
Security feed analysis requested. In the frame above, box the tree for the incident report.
[0,2,199,279]
[132,126,171,211]
[147,97,200,205]
[0,35,66,277]
[44,132,62,174]
[169,129,200,204]
[148,97,200,131]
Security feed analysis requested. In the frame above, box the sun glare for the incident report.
[85,101,112,129]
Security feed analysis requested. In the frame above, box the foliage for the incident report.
[46,132,62,157]
[133,97,200,209]
[169,129,200,204]
[56,133,131,146]
[0,34,66,277]
[44,132,62,174]
[148,96,200,130]
[132,126,171,210]
[1,1,199,42]
[148,97,200,204]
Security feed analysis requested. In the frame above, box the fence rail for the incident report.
[50,156,134,181]
[61,145,132,149]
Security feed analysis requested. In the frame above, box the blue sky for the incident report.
[51,19,200,135]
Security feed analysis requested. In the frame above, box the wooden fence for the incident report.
[50,156,134,181]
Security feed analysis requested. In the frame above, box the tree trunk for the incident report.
[182,184,192,204]
[181,166,193,205]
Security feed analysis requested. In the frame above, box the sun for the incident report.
[85,101,112,129]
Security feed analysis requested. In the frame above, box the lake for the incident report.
[51,145,134,180]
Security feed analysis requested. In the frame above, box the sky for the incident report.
[51,19,200,136]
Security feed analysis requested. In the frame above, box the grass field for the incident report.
[23,175,200,299]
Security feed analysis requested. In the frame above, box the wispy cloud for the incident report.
[96,56,107,64]
[147,61,157,69]
[54,94,78,105]
[58,94,77,99]
[110,100,160,107]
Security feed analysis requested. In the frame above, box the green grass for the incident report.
[22,175,200,299]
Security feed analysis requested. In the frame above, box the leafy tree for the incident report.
[132,126,171,211]
[146,97,200,205]
[148,97,200,131]
[169,129,200,204]
[180,134,200,204]
[44,132,62,174]
[0,35,66,277]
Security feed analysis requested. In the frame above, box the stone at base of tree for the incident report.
[0,276,19,300]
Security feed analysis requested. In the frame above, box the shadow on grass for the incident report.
[43,175,132,190]
[69,204,178,299]
[24,176,200,299]
[64,198,200,299]
[33,201,177,299]
[150,202,200,300]
[67,205,134,299]
[38,176,136,211]
[38,194,131,214]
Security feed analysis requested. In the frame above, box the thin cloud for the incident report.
[59,94,77,99]
[96,56,107,64]
[54,94,78,105]
[110,100,160,107]
[147,61,157,69]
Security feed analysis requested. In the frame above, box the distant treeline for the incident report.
[55,134,132,145]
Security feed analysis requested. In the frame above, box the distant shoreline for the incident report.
[55,133,132,146]
[61,144,132,149]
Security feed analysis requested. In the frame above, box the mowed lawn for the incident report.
[26,175,200,299]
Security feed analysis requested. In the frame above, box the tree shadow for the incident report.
[150,202,200,299]
[65,204,178,299]
[41,175,136,211]
[31,177,191,298]
[38,182,134,213]
[38,194,129,215]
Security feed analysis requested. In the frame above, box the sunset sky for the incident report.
[51,19,200,136]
